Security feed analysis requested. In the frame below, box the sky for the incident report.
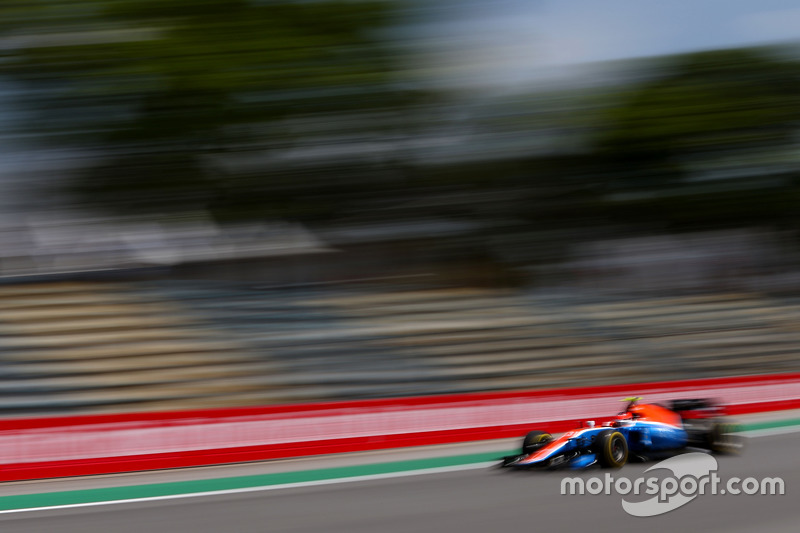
[414,0,800,88]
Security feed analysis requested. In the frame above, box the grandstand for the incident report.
[0,280,798,415]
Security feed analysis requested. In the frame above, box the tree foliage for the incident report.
[0,0,412,218]
[4,6,800,238]
[595,48,800,194]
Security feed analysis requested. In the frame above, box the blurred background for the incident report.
[1,0,800,416]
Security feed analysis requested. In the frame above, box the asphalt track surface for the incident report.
[0,425,795,532]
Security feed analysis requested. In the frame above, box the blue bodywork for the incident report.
[506,421,689,469]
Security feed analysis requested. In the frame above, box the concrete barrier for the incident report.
[1,373,799,481]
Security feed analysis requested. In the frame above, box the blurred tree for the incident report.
[0,0,417,220]
[592,47,800,230]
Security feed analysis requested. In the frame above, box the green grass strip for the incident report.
[741,418,800,432]
[0,450,514,512]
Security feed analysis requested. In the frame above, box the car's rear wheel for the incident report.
[522,431,552,454]
[597,430,628,468]
[709,422,744,455]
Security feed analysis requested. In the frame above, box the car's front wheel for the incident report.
[597,430,628,468]
[522,430,553,454]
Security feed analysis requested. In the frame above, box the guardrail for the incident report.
[1,373,799,482]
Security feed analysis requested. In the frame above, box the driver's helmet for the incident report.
[612,413,634,427]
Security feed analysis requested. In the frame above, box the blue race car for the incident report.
[501,397,741,469]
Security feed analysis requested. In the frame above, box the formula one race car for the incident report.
[501,397,742,470]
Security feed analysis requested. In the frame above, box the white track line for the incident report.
[0,461,497,516]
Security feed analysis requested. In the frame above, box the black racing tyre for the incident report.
[709,422,744,455]
[522,431,553,454]
[596,430,628,468]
